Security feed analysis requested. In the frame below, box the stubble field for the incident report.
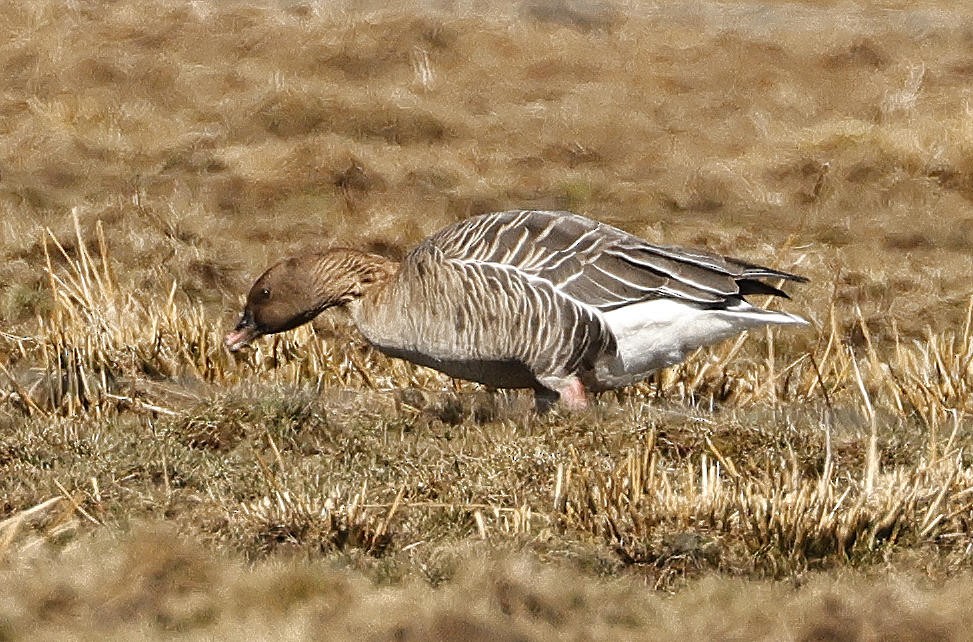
[2,0,973,638]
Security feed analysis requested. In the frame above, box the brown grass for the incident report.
[2,0,973,637]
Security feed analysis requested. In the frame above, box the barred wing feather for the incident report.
[422,210,806,312]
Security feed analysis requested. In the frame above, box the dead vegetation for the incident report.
[2,0,973,637]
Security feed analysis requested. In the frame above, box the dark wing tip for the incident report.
[736,267,809,300]
[736,279,791,299]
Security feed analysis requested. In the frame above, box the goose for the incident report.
[225,210,808,410]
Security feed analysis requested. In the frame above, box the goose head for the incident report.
[225,249,394,352]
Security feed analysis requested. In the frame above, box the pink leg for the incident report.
[558,377,589,411]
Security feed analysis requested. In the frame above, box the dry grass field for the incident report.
[2,0,973,638]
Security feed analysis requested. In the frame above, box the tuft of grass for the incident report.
[231,487,398,559]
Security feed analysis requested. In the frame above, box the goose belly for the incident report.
[371,343,540,389]
[356,304,545,389]
[585,298,805,390]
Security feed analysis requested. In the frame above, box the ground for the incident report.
[1,0,973,638]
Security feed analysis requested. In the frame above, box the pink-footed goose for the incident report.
[225,210,808,410]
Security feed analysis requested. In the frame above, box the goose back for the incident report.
[425,210,805,310]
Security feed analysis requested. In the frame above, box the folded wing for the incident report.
[421,210,806,312]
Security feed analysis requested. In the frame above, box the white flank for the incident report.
[590,298,808,389]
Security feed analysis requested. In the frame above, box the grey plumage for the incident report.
[227,210,808,409]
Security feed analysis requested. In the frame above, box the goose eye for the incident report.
[258,287,271,300]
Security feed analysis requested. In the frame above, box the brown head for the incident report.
[224,249,396,352]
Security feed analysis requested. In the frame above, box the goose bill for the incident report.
[224,319,261,352]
